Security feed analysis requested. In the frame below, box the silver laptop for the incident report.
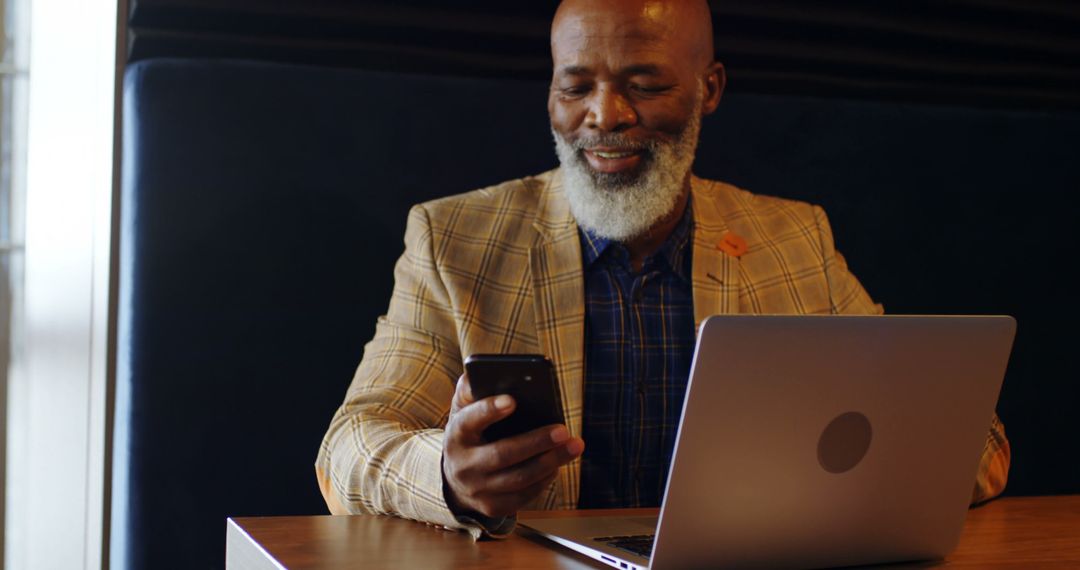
[520,315,1015,570]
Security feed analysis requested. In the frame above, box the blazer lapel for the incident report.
[691,176,742,328]
[529,170,585,509]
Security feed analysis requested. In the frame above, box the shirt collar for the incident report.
[579,198,694,282]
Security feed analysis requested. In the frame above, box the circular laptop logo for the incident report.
[817,412,873,474]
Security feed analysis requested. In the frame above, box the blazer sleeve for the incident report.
[813,205,1011,504]
[315,204,511,539]
[970,413,1011,504]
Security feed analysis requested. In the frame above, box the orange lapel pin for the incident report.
[717,231,748,258]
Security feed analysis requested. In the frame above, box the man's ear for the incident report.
[701,61,726,116]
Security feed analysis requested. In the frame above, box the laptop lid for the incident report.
[649,314,1015,569]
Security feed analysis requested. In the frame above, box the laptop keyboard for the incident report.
[593,534,655,558]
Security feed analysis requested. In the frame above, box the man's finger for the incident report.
[450,373,475,416]
[448,394,516,444]
[483,437,585,494]
[473,423,573,472]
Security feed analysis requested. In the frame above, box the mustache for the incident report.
[565,133,657,153]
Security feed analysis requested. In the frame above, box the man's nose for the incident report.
[585,87,637,132]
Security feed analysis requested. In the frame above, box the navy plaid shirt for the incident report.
[577,204,696,509]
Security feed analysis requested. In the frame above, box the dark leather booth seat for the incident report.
[113,58,1080,569]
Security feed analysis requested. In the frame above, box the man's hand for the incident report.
[442,373,585,519]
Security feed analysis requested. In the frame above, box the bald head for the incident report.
[547,0,725,144]
[552,0,716,69]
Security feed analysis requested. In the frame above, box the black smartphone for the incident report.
[464,354,566,442]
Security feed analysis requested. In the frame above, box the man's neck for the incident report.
[623,185,691,273]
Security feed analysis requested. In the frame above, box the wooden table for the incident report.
[226,495,1080,569]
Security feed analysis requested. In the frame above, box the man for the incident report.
[316,0,1010,539]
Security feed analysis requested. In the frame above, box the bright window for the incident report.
[4,0,118,567]
[1,0,28,564]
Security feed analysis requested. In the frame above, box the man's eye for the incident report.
[632,84,672,94]
[559,85,591,97]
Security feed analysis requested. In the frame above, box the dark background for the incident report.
[127,0,1080,110]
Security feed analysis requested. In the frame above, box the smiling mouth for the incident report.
[591,149,636,159]
[583,147,645,174]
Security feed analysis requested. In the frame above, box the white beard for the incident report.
[552,106,701,242]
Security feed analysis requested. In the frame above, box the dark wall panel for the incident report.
[127,0,1080,110]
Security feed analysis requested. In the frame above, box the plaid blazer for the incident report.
[316,168,1009,537]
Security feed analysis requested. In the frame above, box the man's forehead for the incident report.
[552,33,681,75]
[551,7,672,49]
[550,1,705,67]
